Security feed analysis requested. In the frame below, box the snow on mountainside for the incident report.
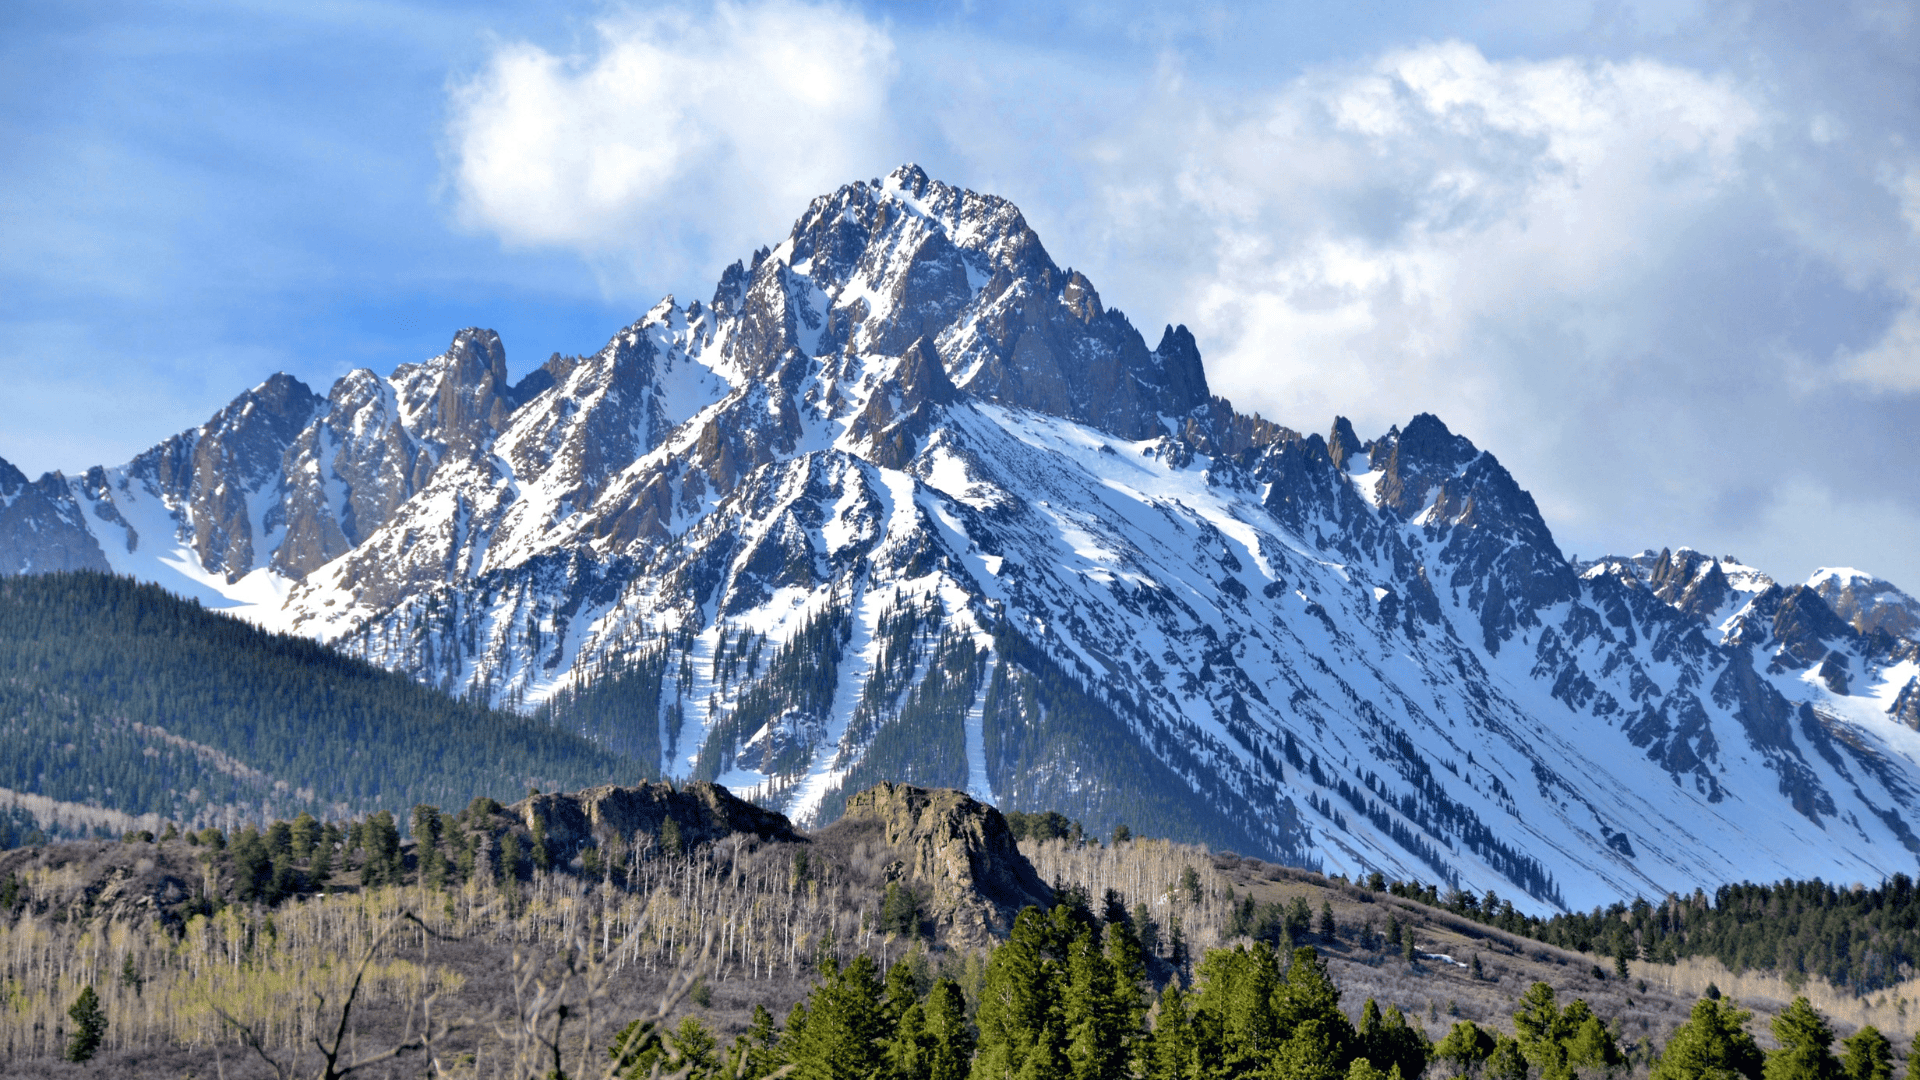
[6,165,1920,912]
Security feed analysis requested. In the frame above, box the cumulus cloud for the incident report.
[445,0,897,289]
[442,7,1920,584]
[1029,38,1920,583]
[1133,44,1766,429]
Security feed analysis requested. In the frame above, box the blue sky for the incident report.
[3,0,1918,588]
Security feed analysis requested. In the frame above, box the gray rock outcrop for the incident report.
[824,782,1052,947]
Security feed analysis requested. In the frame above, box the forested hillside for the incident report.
[1408,874,1920,996]
[0,571,647,834]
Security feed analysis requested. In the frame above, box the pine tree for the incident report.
[1841,1027,1894,1080]
[1105,914,1149,1074]
[1148,984,1196,1080]
[790,954,889,1080]
[1486,1037,1530,1080]
[1566,1010,1622,1076]
[1193,943,1281,1076]
[1275,946,1352,1053]
[1347,1060,1393,1080]
[1018,1026,1069,1080]
[885,882,923,938]
[1064,929,1123,1080]
[65,984,106,1063]
[668,1016,721,1080]
[1435,1020,1498,1078]
[1764,998,1841,1080]
[974,908,1062,1080]
[892,1002,933,1080]
[1514,982,1572,1080]
[737,1003,782,1080]
[1650,999,1765,1080]
[925,978,976,1080]
[885,958,923,1030]
[1269,1018,1349,1080]
[1359,1000,1433,1080]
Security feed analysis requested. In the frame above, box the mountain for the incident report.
[0,571,648,835]
[5,165,1919,911]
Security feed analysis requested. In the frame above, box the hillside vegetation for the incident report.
[4,783,1916,1079]
[0,571,647,834]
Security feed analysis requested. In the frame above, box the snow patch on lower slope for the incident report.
[66,469,299,629]
[207,377,1920,916]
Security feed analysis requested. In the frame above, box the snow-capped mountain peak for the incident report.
[6,166,1920,912]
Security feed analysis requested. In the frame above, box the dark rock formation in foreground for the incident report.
[819,782,1053,946]
[509,780,801,854]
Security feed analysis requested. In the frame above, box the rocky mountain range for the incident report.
[4,164,1919,913]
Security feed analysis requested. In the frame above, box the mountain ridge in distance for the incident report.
[3,164,1919,911]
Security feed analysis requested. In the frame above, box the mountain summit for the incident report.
[5,165,1919,911]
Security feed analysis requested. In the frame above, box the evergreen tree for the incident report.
[309,832,334,886]
[1064,929,1124,1080]
[736,1003,783,1080]
[1514,982,1581,1080]
[1348,1060,1393,1080]
[1148,984,1197,1080]
[1435,1021,1499,1078]
[1902,1037,1920,1080]
[1019,1026,1069,1080]
[1358,998,1433,1080]
[1275,946,1353,1055]
[289,811,321,859]
[1270,1018,1351,1080]
[974,908,1063,1080]
[361,810,401,886]
[64,984,106,1063]
[1105,913,1150,1074]
[1485,1038,1529,1080]
[885,958,923,1030]
[1764,999,1841,1080]
[1193,943,1282,1077]
[893,1002,934,1080]
[885,882,923,938]
[668,1016,721,1080]
[1566,1010,1623,1077]
[1841,1027,1894,1080]
[925,978,976,1080]
[790,954,889,1080]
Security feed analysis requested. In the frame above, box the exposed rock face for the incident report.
[1811,569,1920,641]
[824,782,1052,947]
[1646,548,1735,625]
[10,164,1920,914]
[1893,678,1920,729]
[0,840,199,927]
[111,374,326,582]
[508,780,1051,946]
[0,457,108,573]
[510,781,800,855]
[274,329,519,578]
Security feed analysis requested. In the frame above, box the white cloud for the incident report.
[1084,43,1768,441]
[445,0,897,290]
[439,15,1920,585]
[1838,163,1920,393]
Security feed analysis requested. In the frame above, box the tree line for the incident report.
[600,887,1920,1080]
[1361,872,1920,994]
